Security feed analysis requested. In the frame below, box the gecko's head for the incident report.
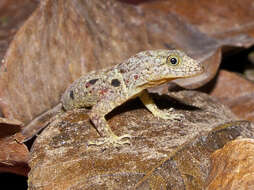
[140,49,204,83]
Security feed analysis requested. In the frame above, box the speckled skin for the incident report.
[60,49,204,147]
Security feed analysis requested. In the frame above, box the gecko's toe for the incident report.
[168,107,175,112]
[88,134,131,148]
[112,134,131,147]
[168,113,184,121]
[156,110,184,121]
[171,113,184,121]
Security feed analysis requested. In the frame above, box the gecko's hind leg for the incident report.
[87,113,131,148]
[140,90,184,121]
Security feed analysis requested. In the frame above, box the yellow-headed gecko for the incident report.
[22,50,204,147]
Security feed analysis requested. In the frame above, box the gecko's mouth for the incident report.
[140,71,203,88]
[148,78,176,85]
[138,67,204,89]
[138,78,176,88]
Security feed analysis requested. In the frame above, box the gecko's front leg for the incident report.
[87,100,131,148]
[139,90,183,121]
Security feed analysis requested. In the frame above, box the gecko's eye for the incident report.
[170,57,177,65]
[167,55,180,66]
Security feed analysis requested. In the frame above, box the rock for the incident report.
[27,91,254,189]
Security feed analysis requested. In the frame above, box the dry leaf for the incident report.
[0,0,38,60]
[136,122,254,190]
[206,70,254,122]
[1,0,254,126]
[0,117,29,176]
[206,139,254,190]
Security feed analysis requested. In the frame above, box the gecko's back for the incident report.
[61,67,127,110]
[61,49,203,111]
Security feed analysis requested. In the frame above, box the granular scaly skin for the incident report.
[22,50,203,146]
[60,49,204,147]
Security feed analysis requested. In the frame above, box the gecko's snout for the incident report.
[186,60,205,78]
[194,64,205,76]
[193,57,205,73]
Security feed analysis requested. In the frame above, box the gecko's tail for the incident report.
[21,103,63,142]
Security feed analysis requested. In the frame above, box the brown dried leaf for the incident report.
[0,0,38,60]
[207,70,254,122]
[143,0,254,46]
[28,91,242,189]
[206,138,254,190]
[0,118,29,176]
[119,0,152,4]
[2,0,253,125]
[0,117,22,127]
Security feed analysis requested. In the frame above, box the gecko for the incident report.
[21,49,204,147]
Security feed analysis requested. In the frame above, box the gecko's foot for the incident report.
[155,109,184,121]
[88,134,131,148]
